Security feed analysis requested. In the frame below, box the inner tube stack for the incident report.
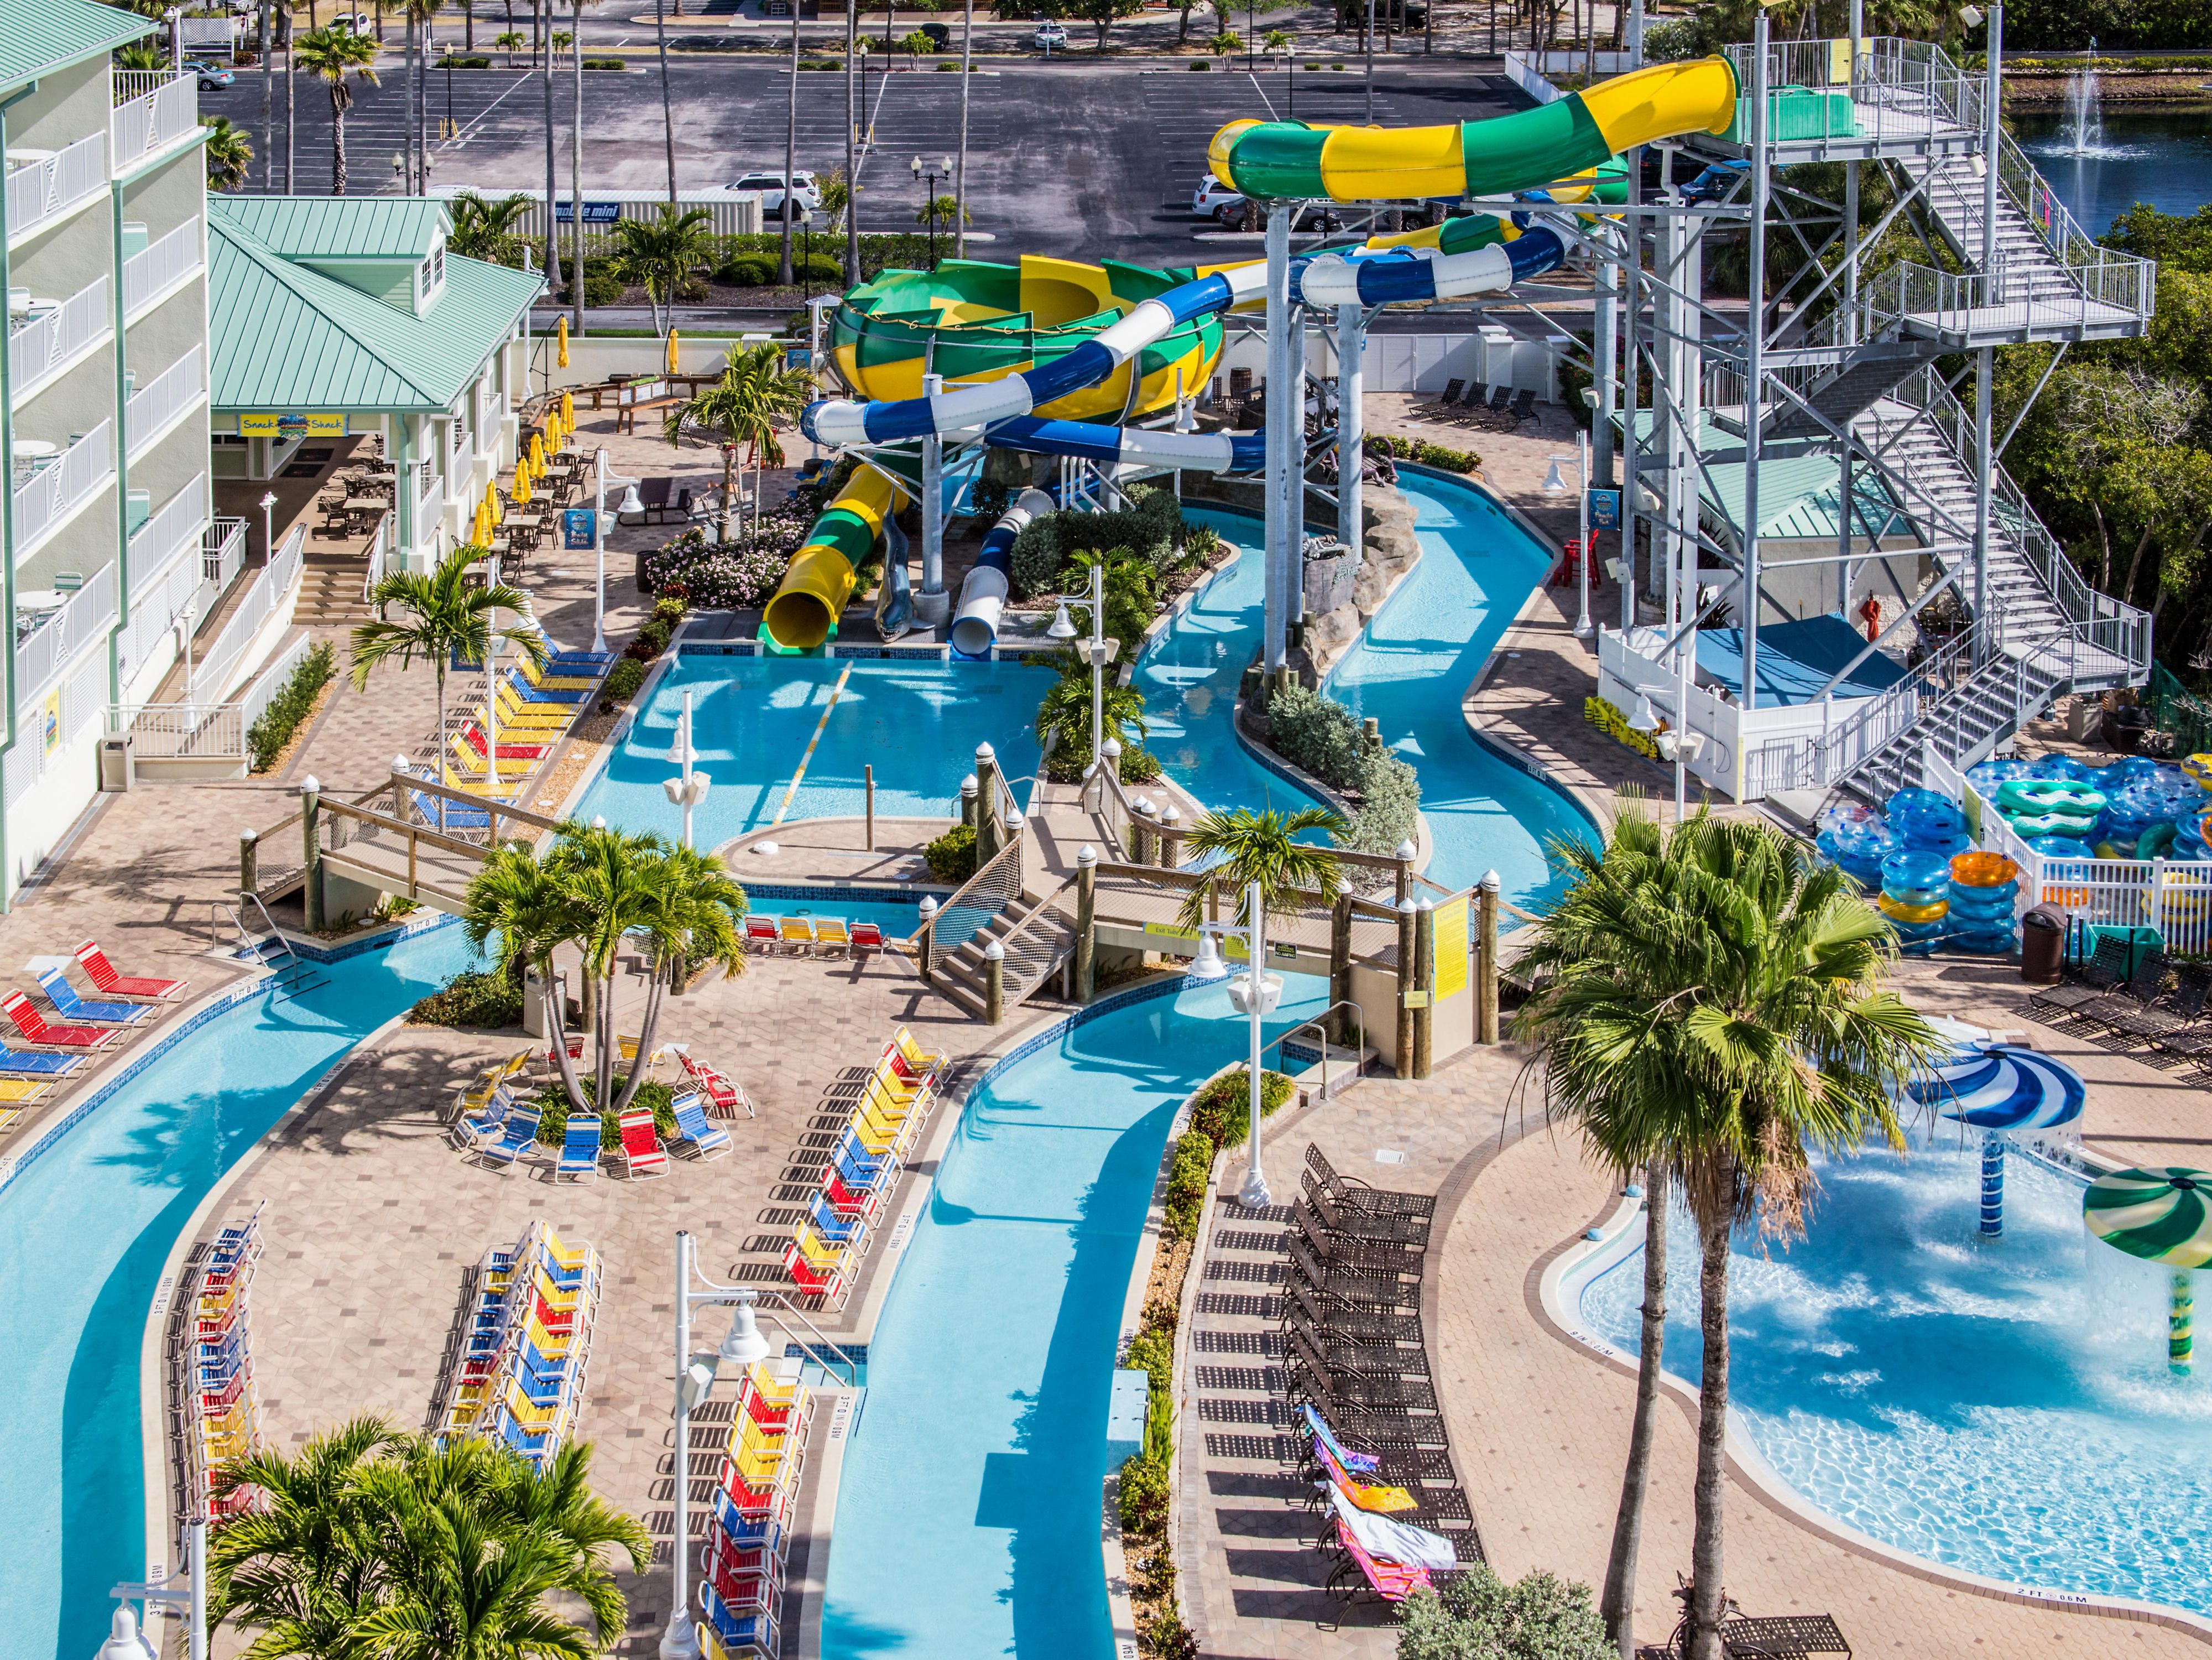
[1947,851,2020,956]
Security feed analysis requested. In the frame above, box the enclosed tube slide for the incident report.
[949,487,1056,658]
[772,466,907,648]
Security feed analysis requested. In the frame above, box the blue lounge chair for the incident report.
[549,651,614,669]
[807,1190,868,1248]
[701,1583,779,1659]
[709,1485,784,1557]
[0,1036,84,1076]
[670,1089,731,1160]
[455,1083,515,1148]
[555,1111,602,1180]
[29,962,154,1026]
[474,1102,542,1170]
[504,669,590,704]
[408,788,494,830]
[830,1128,895,1190]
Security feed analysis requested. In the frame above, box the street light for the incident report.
[258,490,278,563]
[910,154,952,269]
[100,1517,206,1660]
[1183,881,1281,1209]
[660,1230,776,1660]
[1048,561,1117,806]
[1545,429,1592,639]
[593,447,642,655]
[661,688,712,848]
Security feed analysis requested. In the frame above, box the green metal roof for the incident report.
[0,0,150,94]
[1623,410,1917,546]
[208,199,542,413]
[211,195,447,261]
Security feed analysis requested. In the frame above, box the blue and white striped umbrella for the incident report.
[1911,1044,2086,1133]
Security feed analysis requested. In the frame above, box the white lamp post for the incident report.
[593,447,644,656]
[258,490,278,566]
[661,1229,775,1660]
[101,1517,206,1660]
[1546,430,1592,640]
[661,689,711,848]
[1047,560,1115,797]
[1183,880,1282,1209]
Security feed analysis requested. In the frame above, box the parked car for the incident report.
[1192,176,1246,226]
[919,20,950,48]
[185,59,234,89]
[1032,19,1067,50]
[728,169,822,221]
[328,11,374,32]
[1682,158,1750,204]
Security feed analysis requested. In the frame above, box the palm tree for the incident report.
[608,203,714,337]
[201,116,255,190]
[614,840,746,1114]
[1514,806,1687,1659]
[470,1439,651,1635]
[494,26,524,63]
[349,546,546,831]
[293,25,379,194]
[115,40,166,70]
[1173,804,1347,928]
[662,342,813,538]
[1034,650,1148,777]
[206,1416,405,1654]
[1519,813,1936,1660]
[462,841,592,1102]
[447,190,532,264]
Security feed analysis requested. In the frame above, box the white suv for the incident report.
[1032,19,1067,49]
[729,170,822,221]
[1192,176,1246,226]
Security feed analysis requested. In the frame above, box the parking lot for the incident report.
[232,57,1524,263]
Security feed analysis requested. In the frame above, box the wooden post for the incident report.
[917,897,937,985]
[1330,881,1354,1045]
[1075,845,1098,1004]
[975,742,1000,866]
[961,773,979,832]
[1412,898,1434,1080]
[865,763,875,851]
[1158,804,1181,869]
[301,776,324,934]
[238,829,258,900]
[1208,876,1221,924]
[1394,896,1416,1080]
[1132,800,1154,867]
[984,940,1005,1024]
[1395,835,1415,905]
[1478,869,1500,1045]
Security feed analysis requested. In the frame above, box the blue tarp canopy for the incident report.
[1694,615,1908,709]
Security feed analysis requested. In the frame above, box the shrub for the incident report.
[246,640,336,773]
[644,519,808,608]
[1008,486,1184,599]
[439,53,492,66]
[717,253,778,287]
[924,823,977,883]
[582,56,627,68]
[652,595,690,626]
[1266,681,1422,854]
[1182,523,1224,563]
[1640,18,1700,60]
[1405,439,1479,473]
[1398,1563,1613,1660]
[1162,1128,1217,1241]
[564,258,625,307]
[1188,58,1211,67]
[534,1077,679,1148]
[408,969,524,1028]
[1125,1325,1173,1397]
[799,57,843,69]
[1186,1066,1295,1147]
[599,657,647,711]
[1118,1442,1170,1535]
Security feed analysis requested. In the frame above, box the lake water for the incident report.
[2014,102,2212,233]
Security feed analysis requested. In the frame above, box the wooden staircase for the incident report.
[932,887,1080,1019]
[294,550,377,629]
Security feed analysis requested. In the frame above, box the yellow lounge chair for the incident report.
[779,917,818,954]
[492,686,578,728]
[813,917,851,955]
[481,696,572,731]
[893,1026,948,1074]
[0,1105,23,1135]
[0,1079,53,1107]
[519,655,597,690]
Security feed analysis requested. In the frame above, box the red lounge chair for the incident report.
[460,720,552,762]
[851,922,884,954]
[617,1107,669,1179]
[743,916,780,953]
[677,1048,754,1118]
[2,991,121,1051]
[1331,1517,1434,1602]
[74,940,186,1001]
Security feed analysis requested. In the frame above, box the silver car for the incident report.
[729,170,822,221]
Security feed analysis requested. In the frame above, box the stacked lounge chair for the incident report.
[695,1364,813,1659]
[781,1027,946,1307]
[1284,1146,1483,1606]
[193,1205,266,1517]
[676,1047,754,1118]
[435,1222,602,1470]
[742,915,886,958]
[414,639,616,824]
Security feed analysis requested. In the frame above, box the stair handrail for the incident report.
[992,874,1081,1007]
[1887,367,2151,669]
[1992,127,2157,325]
[1818,622,1975,785]
[933,834,1027,934]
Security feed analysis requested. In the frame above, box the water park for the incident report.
[18,5,2212,1660]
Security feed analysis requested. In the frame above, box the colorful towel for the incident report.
[1317,1443,1418,1513]
[1303,1403,1381,1474]
[1326,1481,1456,1570]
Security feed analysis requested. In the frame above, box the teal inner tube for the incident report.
[2010,808,2103,836]
[1996,778,2107,815]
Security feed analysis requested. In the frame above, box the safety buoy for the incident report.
[1858,594,1881,643]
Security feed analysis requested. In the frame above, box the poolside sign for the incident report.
[1587,488,1621,530]
[562,509,596,550]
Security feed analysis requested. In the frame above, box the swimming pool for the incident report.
[572,654,1057,848]
[1572,1137,2212,1617]
[821,970,1332,1659]
[0,922,481,1660]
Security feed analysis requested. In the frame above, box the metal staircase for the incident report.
[1761,339,1944,445]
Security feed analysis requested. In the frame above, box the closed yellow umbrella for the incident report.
[559,390,575,429]
[556,314,570,370]
[513,466,533,506]
[666,330,680,374]
[529,431,546,470]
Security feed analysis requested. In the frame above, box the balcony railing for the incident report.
[203,517,246,590]
[17,561,119,711]
[189,525,304,702]
[11,420,113,556]
[123,216,203,319]
[5,132,106,248]
[126,344,205,459]
[126,472,211,594]
[8,277,111,403]
[109,71,198,171]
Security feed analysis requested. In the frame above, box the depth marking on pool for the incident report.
[771,662,854,828]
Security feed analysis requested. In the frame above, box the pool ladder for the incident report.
[210,893,329,1001]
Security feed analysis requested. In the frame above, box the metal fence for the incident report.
[127,344,204,459]
[189,524,303,703]
[12,419,112,555]
[109,71,197,169]
[17,562,118,712]
[11,278,109,401]
[108,633,315,764]
[4,131,105,244]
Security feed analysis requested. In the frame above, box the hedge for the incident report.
[1266,680,1422,854]
[246,640,336,773]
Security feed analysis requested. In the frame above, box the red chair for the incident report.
[74,940,186,1001]
[850,922,884,955]
[2,991,120,1051]
[459,720,552,762]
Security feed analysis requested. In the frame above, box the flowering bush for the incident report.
[643,513,812,609]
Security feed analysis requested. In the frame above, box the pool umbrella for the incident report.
[1911,1044,2085,1236]
[560,390,575,430]
[529,431,546,471]
[2084,1167,2212,1372]
[556,313,569,370]
[513,465,533,507]
[667,329,681,374]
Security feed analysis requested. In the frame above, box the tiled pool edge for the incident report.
[1536,1183,2212,1646]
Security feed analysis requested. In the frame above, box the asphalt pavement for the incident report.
[222,56,1524,263]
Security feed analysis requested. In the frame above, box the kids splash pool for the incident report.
[1566,1137,2212,1621]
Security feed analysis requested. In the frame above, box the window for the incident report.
[431,243,445,289]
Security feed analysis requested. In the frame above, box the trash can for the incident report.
[2020,904,2065,985]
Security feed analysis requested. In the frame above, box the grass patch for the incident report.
[533,1075,679,1148]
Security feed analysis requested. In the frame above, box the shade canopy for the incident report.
[2085,1167,2212,1268]
[1911,1044,2085,1133]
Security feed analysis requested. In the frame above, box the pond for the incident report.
[2013,102,2212,233]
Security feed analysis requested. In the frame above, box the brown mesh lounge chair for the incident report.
[1302,1170,1431,1247]
[1282,1275,1423,1347]
[2026,934,2128,1020]
[1288,1234,1422,1312]
[1410,378,1464,419]
[1306,1145,1436,1220]
[1293,1199,1425,1276]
